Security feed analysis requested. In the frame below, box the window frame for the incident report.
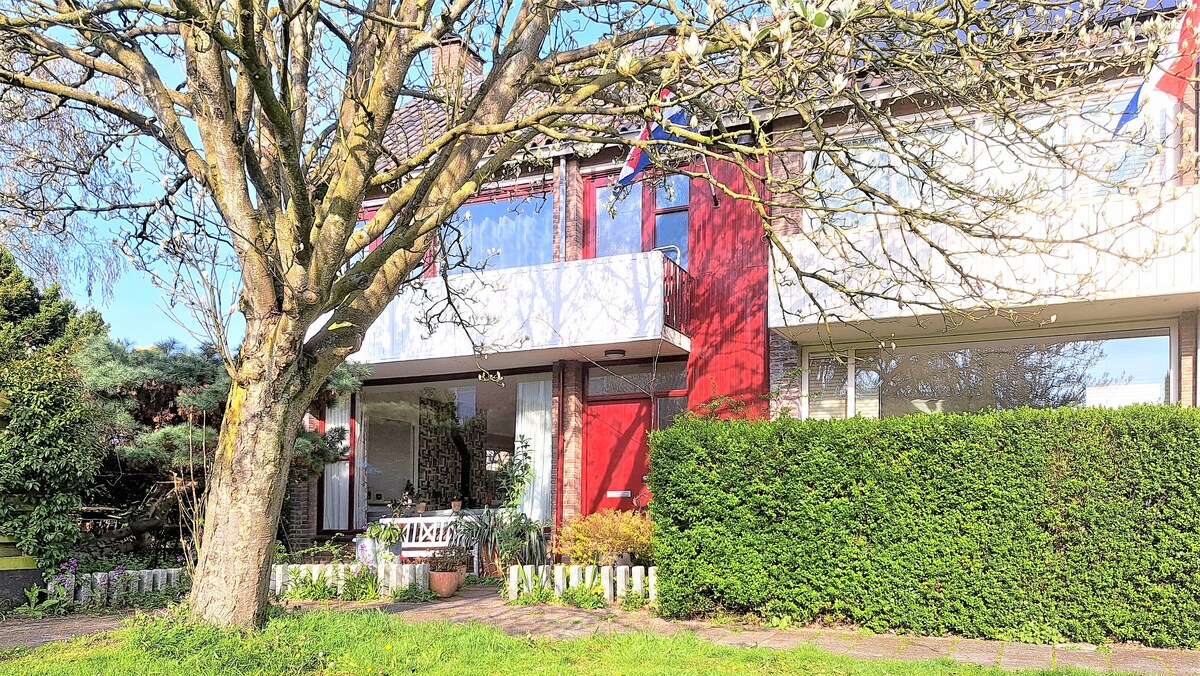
[799,323,1178,419]
[583,171,690,262]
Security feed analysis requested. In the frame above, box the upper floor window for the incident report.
[588,174,691,269]
[446,192,554,273]
[807,91,1177,230]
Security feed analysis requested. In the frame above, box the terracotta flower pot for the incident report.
[451,500,463,513]
[456,564,468,588]
[428,571,459,598]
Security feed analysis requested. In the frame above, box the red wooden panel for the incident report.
[685,160,770,418]
[582,398,653,514]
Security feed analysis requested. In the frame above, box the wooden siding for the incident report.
[686,160,770,417]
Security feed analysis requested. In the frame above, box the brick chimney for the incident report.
[431,34,484,89]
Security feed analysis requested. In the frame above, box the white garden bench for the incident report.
[378,514,479,574]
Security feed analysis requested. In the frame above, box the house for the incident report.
[283,34,1200,549]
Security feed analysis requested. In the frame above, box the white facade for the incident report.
[769,186,1200,338]
[352,251,689,378]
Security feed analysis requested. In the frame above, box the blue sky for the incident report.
[80,270,203,347]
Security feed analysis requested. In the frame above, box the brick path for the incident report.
[6,587,1200,674]
[371,586,1200,674]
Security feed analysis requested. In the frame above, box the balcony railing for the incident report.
[662,255,691,334]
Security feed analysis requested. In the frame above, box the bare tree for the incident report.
[0,0,1178,627]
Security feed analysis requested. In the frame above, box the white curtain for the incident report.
[516,378,553,522]
[352,393,367,529]
[322,395,351,531]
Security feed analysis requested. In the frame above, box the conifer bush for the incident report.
[648,406,1200,647]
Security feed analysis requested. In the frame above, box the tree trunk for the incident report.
[188,367,307,628]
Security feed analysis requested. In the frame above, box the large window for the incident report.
[447,193,554,272]
[589,174,690,269]
[802,330,1171,419]
[807,92,1177,230]
[354,372,554,523]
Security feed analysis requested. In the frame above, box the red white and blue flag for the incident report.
[1116,3,1200,132]
[616,90,694,186]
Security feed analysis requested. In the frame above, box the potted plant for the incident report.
[426,545,471,597]
[358,522,403,565]
[450,494,464,513]
[454,507,547,577]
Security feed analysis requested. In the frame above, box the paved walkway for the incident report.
[370,587,1200,674]
[6,587,1200,674]
[0,612,129,651]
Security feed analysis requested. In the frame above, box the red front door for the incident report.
[582,398,652,514]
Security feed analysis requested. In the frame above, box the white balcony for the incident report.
[769,187,1200,341]
[353,251,690,378]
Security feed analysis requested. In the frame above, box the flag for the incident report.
[1116,4,1200,133]
[616,91,693,186]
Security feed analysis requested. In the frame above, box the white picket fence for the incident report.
[59,567,187,606]
[507,564,658,603]
[270,562,429,594]
[56,562,429,607]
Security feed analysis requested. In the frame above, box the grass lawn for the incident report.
[0,608,1107,676]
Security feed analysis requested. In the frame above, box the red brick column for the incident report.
[559,360,585,522]
[1181,310,1198,407]
[564,158,584,261]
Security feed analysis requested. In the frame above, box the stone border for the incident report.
[270,562,429,595]
[506,564,657,602]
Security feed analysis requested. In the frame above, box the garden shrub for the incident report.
[282,568,337,601]
[619,590,649,611]
[389,582,435,603]
[648,406,1200,647]
[553,509,653,566]
[339,567,380,601]
[560,583,607,609]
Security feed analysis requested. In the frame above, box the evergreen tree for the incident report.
[0,249,105,566]
[73,338,368,559]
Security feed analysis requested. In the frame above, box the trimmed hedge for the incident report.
[648,406,1200,646]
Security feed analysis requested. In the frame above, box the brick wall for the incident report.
[564,158,584,260]
[768,332,803,419]
[282,408,323,550]
[283,471,318,551]
[559,360,585,522]
[1182,310,1198,408]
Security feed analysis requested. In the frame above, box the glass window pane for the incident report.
[854,352,882,419]
[656,175,690,209]
[588,363,686,397]
[360,373,553,518]
[595,185,642,258]
[450,195,553,273]
[656,395,688,430]
[864,333,1169,417]
[807,356,848,419]
[655,211,688,269]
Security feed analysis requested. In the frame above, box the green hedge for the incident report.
[648,406,1200,646]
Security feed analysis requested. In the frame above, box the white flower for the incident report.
[832,0,858,19]
[681,32,706,63]
[830,73,850,94]
[616,51,636,76]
